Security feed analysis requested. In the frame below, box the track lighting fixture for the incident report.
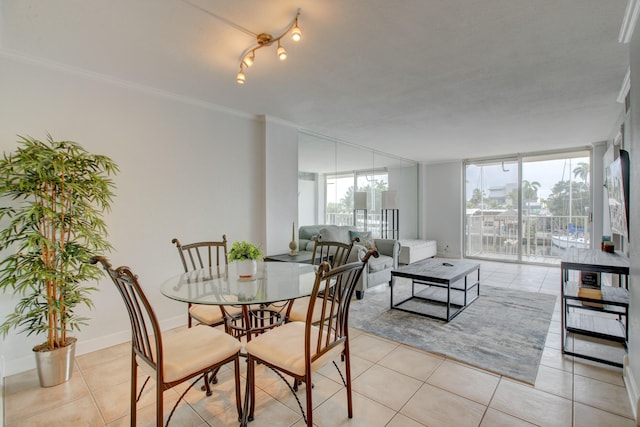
[237,9,301,84]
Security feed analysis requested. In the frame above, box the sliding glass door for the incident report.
[464,150,591,264]
[521,151,591,263]
[465,158,519,261]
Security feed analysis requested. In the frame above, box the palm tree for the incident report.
[573,162,590,183]
[468,188,485,208]
[522,180,540,203]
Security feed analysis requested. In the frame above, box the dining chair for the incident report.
[172,236,241,328]
[173,237,280,347]
[242,249,378,427]
[285,237,357,323]
[90,256,242,427]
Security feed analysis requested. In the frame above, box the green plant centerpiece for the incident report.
[0,134,118,386]
[228,240,263,261]
[228,241,262,278]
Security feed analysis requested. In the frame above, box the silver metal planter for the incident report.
[33,337,77,387]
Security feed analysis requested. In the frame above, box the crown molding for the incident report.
[0,48,256,120]
[619,0,640,43]
[617,66,631,103]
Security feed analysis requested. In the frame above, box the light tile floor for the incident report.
[3,260,636,426]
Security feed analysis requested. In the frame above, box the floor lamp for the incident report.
[354,191,368,231]
[381,190,399,239]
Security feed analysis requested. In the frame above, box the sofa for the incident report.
[299,225,401,299]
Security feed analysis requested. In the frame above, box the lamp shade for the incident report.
[381,190,398,210]
[354,192,368,210]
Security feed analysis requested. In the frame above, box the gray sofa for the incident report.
[299,225,401,299]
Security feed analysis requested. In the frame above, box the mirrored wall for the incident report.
[298,131,418,239]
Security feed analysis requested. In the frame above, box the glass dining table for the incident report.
[160,261,318,340]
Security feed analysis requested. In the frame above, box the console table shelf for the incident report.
[560,248,630,367]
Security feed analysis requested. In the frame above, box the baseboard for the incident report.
[75,314,186,356]
[3,315,186,377]
[1,356,4,424]
[623,355,640,425]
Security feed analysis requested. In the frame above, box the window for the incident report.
[325,170,388,236]
[464,150,591,264]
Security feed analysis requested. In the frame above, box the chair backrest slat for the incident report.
[91,256,162,370]
[172,236,228,273]
[311,238,357,268]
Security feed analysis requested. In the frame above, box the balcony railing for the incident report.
[326,212,589,264]
[325,212,383,238]
[466,213,590,262]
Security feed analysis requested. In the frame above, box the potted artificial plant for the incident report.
[0,135,118,387]
[228,240,263,278]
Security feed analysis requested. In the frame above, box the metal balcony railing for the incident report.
[465,214,590,262]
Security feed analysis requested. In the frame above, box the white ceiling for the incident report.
[1,0,631,163]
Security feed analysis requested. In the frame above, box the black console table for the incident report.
[560,248,630,367]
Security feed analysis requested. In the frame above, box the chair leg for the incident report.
[202,370,212,397]
[130,353,137,427]
[248,357,256,422]
[344,346,353,418]
[305,371,313,427]
[234,357,242,422]
[241,355,256,426]
[156,374,164,427]
[209,366,220,384]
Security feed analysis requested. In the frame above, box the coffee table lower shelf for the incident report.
[392,285,479,321]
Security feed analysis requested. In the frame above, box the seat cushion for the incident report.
[287,296,326,323]
[138,325,241,383]
[189,304,242,325]
[245,321,344,377]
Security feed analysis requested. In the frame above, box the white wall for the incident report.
[388,165,418,239]
[298,174,317,226]
[264,117,299,255]
[625,25,640,422]
[421,161,464,258]
[0,52,270,375]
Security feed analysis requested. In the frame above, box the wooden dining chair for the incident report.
[243,249,378,427]
[286,237,357,323]
[172,236,242,328]
[90,256,242,427]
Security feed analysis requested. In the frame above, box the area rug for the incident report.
[349,284,556,384]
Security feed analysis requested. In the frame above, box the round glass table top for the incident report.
[160,261,318,306]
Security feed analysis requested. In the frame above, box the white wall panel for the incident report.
[0,53,265,374]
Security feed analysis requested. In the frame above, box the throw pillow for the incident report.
[349,230,376,250]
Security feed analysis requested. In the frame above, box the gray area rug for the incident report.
[349,283,556,384]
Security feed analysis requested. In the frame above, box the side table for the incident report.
[264,251,316,264]
[560,248,629,367]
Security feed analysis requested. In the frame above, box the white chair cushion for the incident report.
[138,325,241,383]
[244,321,344,377]
[287,296,325,323]
[189,304,242,325]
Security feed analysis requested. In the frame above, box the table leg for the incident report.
[446,281,451,321]
[390,274,395,309]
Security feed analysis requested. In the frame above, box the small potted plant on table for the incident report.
[0,134,118,387]
[228,240,263,278]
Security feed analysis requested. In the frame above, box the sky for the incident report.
[465,156,590,201]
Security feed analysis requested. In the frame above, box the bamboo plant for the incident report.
[0,135,118,351]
